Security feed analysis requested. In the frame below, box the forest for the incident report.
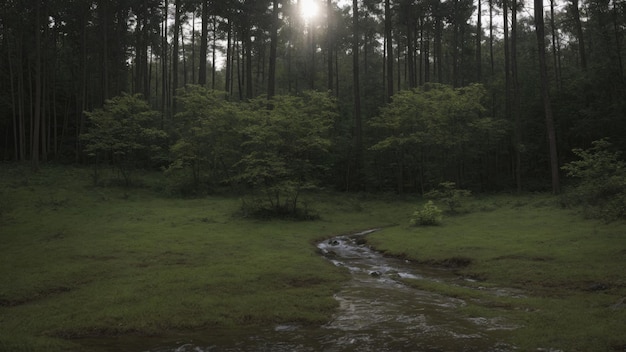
[1,0,625,199]
[2,2,626,350]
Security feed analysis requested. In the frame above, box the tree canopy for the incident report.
[0,0,624,195]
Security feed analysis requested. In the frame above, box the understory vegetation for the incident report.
[561,139,626,222]
[1,164,625,351]
[76,88,626,223]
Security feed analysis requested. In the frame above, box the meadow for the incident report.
[0,163,624,351]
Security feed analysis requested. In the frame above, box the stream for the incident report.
[84,229,520,351]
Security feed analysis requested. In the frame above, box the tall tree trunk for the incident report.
[172,0,181,112]
[77,13,88,162]
[489,0,494,77]
[309,24,316,90]
[570,0,587,70]
[236,39,243,100]
[512,0,522,192]
[144,15,151,99]
[161,0,168,122]
[268,0,279,99]
[31,2,43,170]
[434,8,443,82]
[534,0,561,194]
[191,11,196,84]
[352,0,363,187]
[423,20,430,83]
[225,18,232,95]
[244,27,253,99]
[503,0,511,123]
[488,0,496,119]
[212,15,217,90]
[385,0,394,101]
[101,2,110,102]
[198,0,209,86]
[327,0,334,92]
[612,0,625,82]
[452,0,460,87]
[397,45,402,91]
[476,0,482,82]
[15,34,26,161]
[41,60,48,163]
[182,20,187,86]
[406,3,417,88]
[8,43,19,160]
[549,0,561,89]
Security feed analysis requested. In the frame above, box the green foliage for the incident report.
[235,91,338,218]
[81,94,167,186]
[167,86,243,195]
[561,139,626,221]
[410,200,443,226]
[425,182,472,213]
[369,83,508,191]
[371,83,489,150]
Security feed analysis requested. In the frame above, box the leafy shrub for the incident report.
[234,91,337,219]
[425,182,472,213]
[239,183,319,221]
[169,87,243,195]
[410,200,443,226]
[81,93,167,187]
[561,139,626,221]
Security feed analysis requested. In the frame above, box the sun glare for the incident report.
[300,0,319,22]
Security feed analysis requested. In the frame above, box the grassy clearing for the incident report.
[1,164,625,351]
[0,164,404,351]
[367,194,626,351]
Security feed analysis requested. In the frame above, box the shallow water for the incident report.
[81,229,519,351]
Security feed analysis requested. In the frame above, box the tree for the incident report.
[267,0,280,99]
[81,94,167,186]
[235,91,338,218]
[198,0,209,86]
[172,0,182,113]
[352,0,363,189]
[534,0,560,194]
[385,0,394,101]
[562,139,626,220]
[369,83,504,193]
[168,86,243,194]
[569,0,587,70]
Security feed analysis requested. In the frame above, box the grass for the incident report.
[366,194,626,351]
[1,163,625,351]
[0,164,403,351]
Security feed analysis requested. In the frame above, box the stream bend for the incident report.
[90,230,519,351]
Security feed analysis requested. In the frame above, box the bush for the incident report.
[410,200,443,226]
[239,185,319,221]
[425,182,472,213]
[561,139,626,221]
[234,92,337,219]
[81,93,167,187]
